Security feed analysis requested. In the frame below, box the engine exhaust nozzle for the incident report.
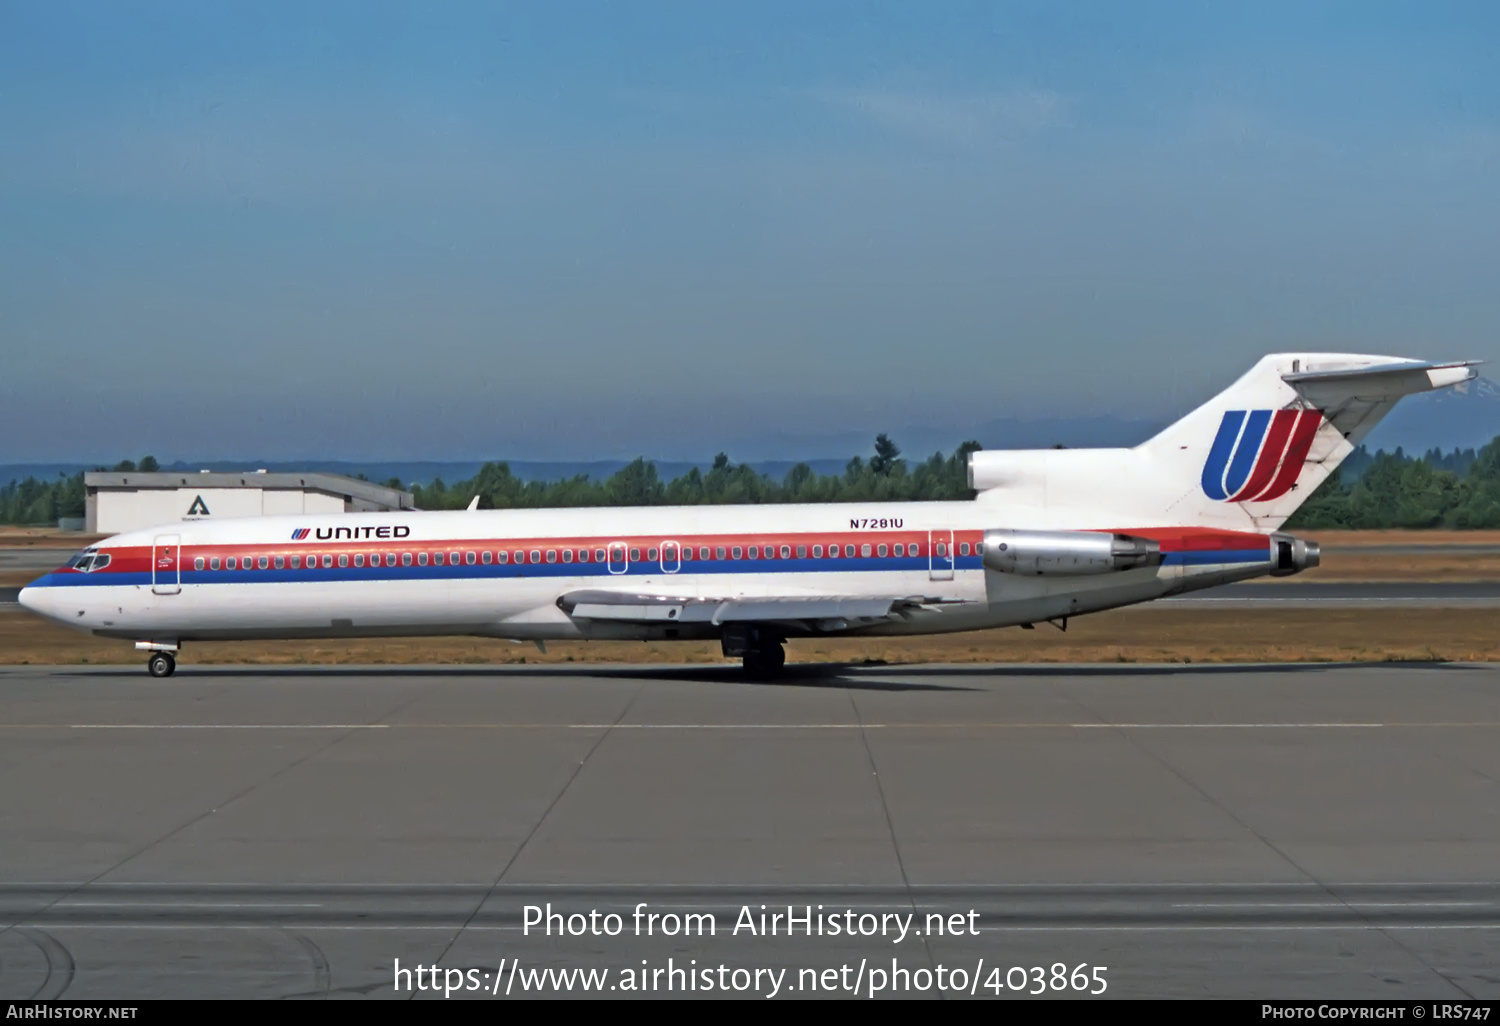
[1270,535,1320,577]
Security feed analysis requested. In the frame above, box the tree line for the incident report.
[7,437,1500,529]
[411,436,981,510]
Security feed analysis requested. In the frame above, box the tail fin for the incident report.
[970,353,1477,531]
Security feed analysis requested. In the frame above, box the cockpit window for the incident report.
[66,550,109,572]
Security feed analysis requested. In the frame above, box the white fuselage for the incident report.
[20,499,1279,647]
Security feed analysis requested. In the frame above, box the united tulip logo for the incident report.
[1200,409,1322,502]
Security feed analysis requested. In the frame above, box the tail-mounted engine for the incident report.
[982,530,1164,576]
[1269,533,1320,576]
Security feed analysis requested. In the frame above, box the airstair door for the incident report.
[152,534,182,595]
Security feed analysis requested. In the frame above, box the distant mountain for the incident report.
[1362,375,1500,454]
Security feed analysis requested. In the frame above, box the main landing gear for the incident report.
[722,626,786,677]
[742,641,786,677]
[146,652,176,678]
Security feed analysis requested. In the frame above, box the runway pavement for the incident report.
[1,661,1499,999]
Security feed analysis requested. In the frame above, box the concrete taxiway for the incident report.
[2,661,1499,999]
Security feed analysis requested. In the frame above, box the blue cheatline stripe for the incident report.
[1222,409,1271,499]
[1200,410,1246,500]
[24,555,990,590]
[1162,549,1268,567]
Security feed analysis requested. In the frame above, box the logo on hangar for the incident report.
[1201,409,1323,503]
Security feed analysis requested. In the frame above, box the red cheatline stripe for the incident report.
[1228,409,1298,502]
[1250,409,1322,501]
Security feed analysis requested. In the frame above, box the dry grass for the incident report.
[3,605,1496,668]
[1309,530,1500,547]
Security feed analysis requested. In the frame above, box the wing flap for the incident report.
[558,589,928,629]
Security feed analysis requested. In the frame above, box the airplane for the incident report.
[18,353,1477,678]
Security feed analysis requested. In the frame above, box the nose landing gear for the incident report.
[146,652,176,678]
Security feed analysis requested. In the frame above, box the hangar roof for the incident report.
[84,471,415,510]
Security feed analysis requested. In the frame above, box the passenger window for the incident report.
[780,545,791,559]
[812,545,822,558]
[629,548,641,561]
[827,545,838,558]
[194,556,205,571]
[562,549,573,563]
[353,554,364,567]
[699,547,710,560]
[482,550,493,565]
[861,544,872,557]
[877,544,887,557]
[731,546,742,559]
[936,543,947,557]
[244,555,255,569]
[530,550,542,564]
[497,551,508,564]
[210,557,221,570]
[450,551,460,565]
[796,545,807,558]
[711,546,723,560]
[274,556,284,569]
[433,553,445,566]
[289,556,300,569]
[226,557,236,570]
[338,554,349,568]
[543,550,554,563]
[386,553,396,567]
[465,551,476,565]
[747,546,758,559]
[910,543,921,557]
[893,543,904,557]
[960,543,970,556]
[402,553,413,566]
[680,547,691,561]
[418,552,429,566]
[648,548,659,561]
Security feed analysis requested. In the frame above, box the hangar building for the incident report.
[84,471,416,534]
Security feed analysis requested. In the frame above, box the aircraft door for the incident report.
[152,534,182,595]
[607,542,629,575]
[660,541,680,574]
[928,529,954,581]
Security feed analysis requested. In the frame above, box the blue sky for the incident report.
[2,2,1497,461]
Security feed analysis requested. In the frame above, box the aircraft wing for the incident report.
[556,589,943,631]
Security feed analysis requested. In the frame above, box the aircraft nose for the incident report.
[17,585,53,619]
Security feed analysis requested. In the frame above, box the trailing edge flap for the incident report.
[556,589,933,627]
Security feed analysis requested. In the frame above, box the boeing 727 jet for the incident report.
[19,353,1476,676]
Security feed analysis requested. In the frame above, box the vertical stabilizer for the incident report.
[968,353,1477,531]
[1137,353,1476,530]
